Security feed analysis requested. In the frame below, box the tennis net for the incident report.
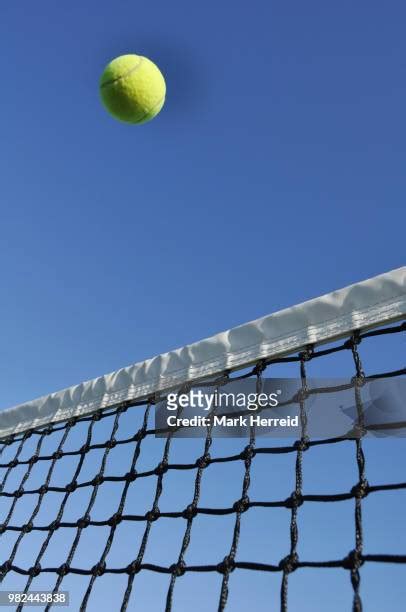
[0,267,405,611]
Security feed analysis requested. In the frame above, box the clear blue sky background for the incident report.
[0,1,405,611]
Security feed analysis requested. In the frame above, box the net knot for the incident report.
[52,450,63,461]
[66,480,78,493]
[22,522,34,534]
[294,388,310,403]
[91,562,106,577]
[285,492,303,509]
[182,504,198,520]
[293,437,310,452]
[279,553,298,574]
[134,428,147,442]
[353,331,362,346]
[106,438,117,449]
[92,474,104,486]
[107,513,123,527]
[44,426,53,436]
[39,485,49,495]
[80,443,90,454]
[350,422,367,439]
[4,437,13,446]
[14,487,24,499]
[49,520,60,532]
[154,461,169,476]
[351,374,366,388]
[240,445,255,462]
[217,556,235,575]
[125,469,137,483]
[351,479,369,499]
[169,561,186,577]
[68,417,78,427]
[0,561,11,576]
[9,459,18,468]
[145,508,160,522]
[126,560,141,575]
[299,347,314,362]
[29,564,41,578]
[57,563,70,577]
[0,524,6,535]
[77,515,91,529]
[253,360,267,376]
[149,392,160,405]
[343,550,363,571]
[196,454,211,469]
[92,410,102,421]
[233,496,250,514]
[345,333,362,350]
[29,454,40,465]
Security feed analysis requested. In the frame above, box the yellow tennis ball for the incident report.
[99,54,166,125]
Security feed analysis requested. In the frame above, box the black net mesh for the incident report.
[0,321,405,611]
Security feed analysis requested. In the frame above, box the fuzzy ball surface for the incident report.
[100,54,166,125]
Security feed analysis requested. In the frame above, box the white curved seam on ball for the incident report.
[136,94,166,123]
[100,56,145,88]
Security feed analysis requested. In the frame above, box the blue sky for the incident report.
[0,1,405,611]
[0,0,404,407]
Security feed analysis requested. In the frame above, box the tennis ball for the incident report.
[99,54,166,125]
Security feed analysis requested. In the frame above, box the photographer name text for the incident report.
[167,415,299,428]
